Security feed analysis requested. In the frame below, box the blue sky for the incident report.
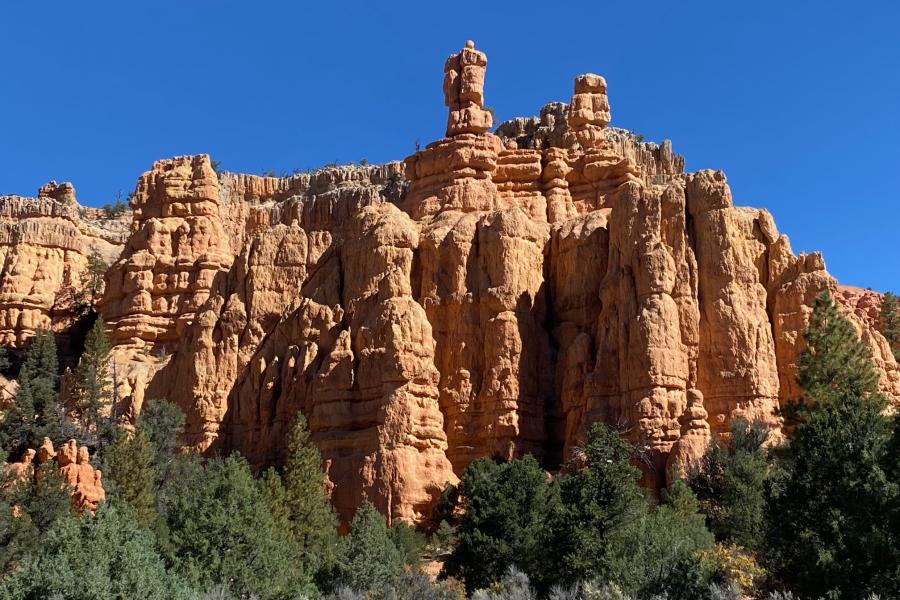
[1,1,897,290]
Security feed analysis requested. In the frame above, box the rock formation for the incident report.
[0,42,896,524]
[3,438,106,512]
[0,186,127,351]
[444,41,493,137]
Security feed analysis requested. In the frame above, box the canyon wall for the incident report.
[0,183,127,360]
[2,42,897,524]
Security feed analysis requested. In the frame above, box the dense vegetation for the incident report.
[0,291,896,599]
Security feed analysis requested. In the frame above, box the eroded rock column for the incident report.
[586,181,700,486]
[686,170,782,436]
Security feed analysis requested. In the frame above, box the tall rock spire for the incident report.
[566,73,611,149]
[443,40,493,136]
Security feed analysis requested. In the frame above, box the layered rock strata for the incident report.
[2,42,895,524]
[0,185,127,350]
[136,43,900,521]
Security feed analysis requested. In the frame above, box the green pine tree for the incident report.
[259,466,291,531]
[389,520,426,566]
[688,419,770,551]
[0,347,10,373]
[767,291,899,599]
[0,461,74,576]
[163,453,314,599]
[550,423,647,587]
[604,480,714,599]
[0,330,68,455]
[0,505,192,600]
[334,499,405,592]
[71,318,112,438]
[797,291,879,405]
[444,454,561,594]
[136,398,185,483]
[279,414,338,576]
[103,427,157,529]
[75,247,108,310]
[881,291,900,360]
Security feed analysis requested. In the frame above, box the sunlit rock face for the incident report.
[3,42,894,525]
[0,184,127,360]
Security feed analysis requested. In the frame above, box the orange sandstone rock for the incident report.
[5,439,105,512]
[3,448,35,485]
[2,43,895,524]
[0,187,126,349]
[444,42,493,137]
[143,44,899,515]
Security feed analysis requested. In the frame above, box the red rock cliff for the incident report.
[4,43,895,525]
[0,184,127,355]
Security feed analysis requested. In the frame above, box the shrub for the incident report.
[881,292,900,359]
[100,196,128,219]
[162,454,314,599]
[331,500,404,592]
[0,505,191,600]
[471,566,537,600]
[687,419,770,550]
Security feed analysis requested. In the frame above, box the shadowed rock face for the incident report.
[3,43,896,525]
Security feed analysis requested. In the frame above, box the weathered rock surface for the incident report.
[3,438,106,512]
[2,42,896,524]
[0,187,127,350]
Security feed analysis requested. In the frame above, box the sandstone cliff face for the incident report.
[0,184,127,353]
[4,43,895,524]
[148,162,455,523]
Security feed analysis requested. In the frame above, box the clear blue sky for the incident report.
[1,1,897,290]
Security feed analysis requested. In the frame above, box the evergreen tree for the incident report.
[797,291,879,405]
[0,347,10,373]
[103,427,157,529]
[389,520,426,566]
[605,480,714,598]
[444,454,561,593]
[881,291,900,360]
[885,413,900,590]
[333,499,405,592]
[163,454,313,599]
[549,423,647,586]
[280,414,338,576]
[0,461,74,576]
[259,466,291,532]
[0,505,192,600]
[75,247,108,309]
[136,398,185,482]
[70,317,112,438]
[688,419,770,550]
[767,291,899,599]
[0,330,68,455]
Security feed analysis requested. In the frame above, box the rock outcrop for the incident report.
[0,186,127,351]
[127,43,900,521]
[3,438,106,512]
[2,42,896,524]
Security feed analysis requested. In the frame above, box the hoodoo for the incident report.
[3,43,897,524]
